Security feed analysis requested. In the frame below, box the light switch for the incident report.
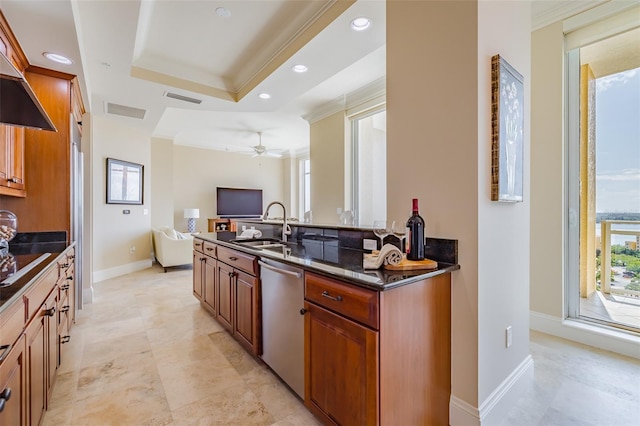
[123,209,130,214]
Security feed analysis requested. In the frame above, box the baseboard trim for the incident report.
[93,259,152,283]
[530,311,640,359]
[450,355,534,426]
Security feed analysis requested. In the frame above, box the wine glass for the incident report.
[372,220,389,250]
[391,220,406,253]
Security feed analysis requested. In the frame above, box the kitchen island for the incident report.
[193,224,458,426]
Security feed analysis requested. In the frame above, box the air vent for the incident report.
[105,102,146,120]
[163,91,202,104]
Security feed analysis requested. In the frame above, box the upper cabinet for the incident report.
[0,11,30,198]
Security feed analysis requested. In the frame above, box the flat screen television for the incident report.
[216,187,263,218]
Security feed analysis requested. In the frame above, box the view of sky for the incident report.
[595,67,640,213]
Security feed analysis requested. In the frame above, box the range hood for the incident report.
[0,52,56,131]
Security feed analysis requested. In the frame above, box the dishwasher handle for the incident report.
[259,260,302,279]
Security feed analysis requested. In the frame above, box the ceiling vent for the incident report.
[105,102,147,120]
[163,91,202,104]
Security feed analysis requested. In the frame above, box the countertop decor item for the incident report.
[184,208,200,233]
[0,210,17,254]
[363,244,403,269]
[491,54,524,202]
[384,257,438,271]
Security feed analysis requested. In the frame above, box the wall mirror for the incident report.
[106,157,144,204]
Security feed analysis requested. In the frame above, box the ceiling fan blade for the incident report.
[263,151,283,158]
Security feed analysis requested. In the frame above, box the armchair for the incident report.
[152,227,194,272]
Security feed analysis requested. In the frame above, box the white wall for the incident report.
[150,137,175,229]
[477,0,532,418]
[310,111,348,224]
[171,145,284,231]
[91,115,153,281]
[387,1,531,424]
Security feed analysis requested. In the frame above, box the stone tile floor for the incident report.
[43,264,640,425]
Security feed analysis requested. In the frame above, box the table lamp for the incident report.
[184,208,199,233]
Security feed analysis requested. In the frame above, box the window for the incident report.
[566,25,640,332]
[300,158,310,218]
[351,109,386,225]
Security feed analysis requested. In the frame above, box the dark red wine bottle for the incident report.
[405,198,425,260]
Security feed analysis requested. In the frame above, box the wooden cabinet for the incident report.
[0,335,26,426]
[304,274,379,426]
[193,242,204,302]
[0,11,30,198]
[304,271,451,426]
[0,125,26,196]
[0,246,76,426]
[193,240,260,356]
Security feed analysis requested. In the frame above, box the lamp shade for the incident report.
[184,208,200,219]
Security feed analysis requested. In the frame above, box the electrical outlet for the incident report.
[130,246,136,254]
[363,239,377,251]
[506,326,512,348]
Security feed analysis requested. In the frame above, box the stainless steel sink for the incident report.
[230,238,286,249]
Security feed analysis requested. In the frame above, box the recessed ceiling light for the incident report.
[215,7,231,18]
[292,64,308,73]
[350,17,371,31]
[43,52,73,65]
[258,93,271,100]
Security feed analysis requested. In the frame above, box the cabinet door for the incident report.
[25,308,47,426]
[0,124,8,185]
[203,256,217,316]
[192,252,204,301]
[234,269,259,355]
[8,127,24,190]
[45,291,58,404]
[216,262,234,332]
[305,302,378,426]
[0,335,26,426]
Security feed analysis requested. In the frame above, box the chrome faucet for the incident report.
[262,201,291,242]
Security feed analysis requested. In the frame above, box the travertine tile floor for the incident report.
[43,264,640,425]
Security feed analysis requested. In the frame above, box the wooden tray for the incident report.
[384,258,438,271]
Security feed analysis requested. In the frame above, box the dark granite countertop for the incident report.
[196,232,459,291]
[0,232,71,315]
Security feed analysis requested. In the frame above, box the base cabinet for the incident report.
[193,239,260,356]
[0,335,26,426]
[304,302,378,426]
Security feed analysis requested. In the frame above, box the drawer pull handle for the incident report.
[44,306,56,317]
[60,263,69,268]
[206,247,214,251]
[321,291,343,302]
[66,276,73,280]
[0,387,11,412]
[200,257,206,261]
[61,306,70,313]
[60,336,71,344]
[299,308,307,315]
[0,344,11,362]
[228,256,238,261]
[61,285,70,291]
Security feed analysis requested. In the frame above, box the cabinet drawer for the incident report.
[305,272,379,329]
[217,246,257,276]
[24,267,57,321]
[193,239,204,253]
[203,241,217,257]
[0,298,25,350]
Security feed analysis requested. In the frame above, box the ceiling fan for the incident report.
[251,132,284,158]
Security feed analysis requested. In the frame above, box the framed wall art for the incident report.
[106,157,144,204]
[491,54,524,202]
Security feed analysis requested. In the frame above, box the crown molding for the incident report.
[531,0,607,31]
[303,76,386,124]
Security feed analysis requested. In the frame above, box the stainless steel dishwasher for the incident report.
[259,258,305,398]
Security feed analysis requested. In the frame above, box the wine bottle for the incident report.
[405,198,425,260]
